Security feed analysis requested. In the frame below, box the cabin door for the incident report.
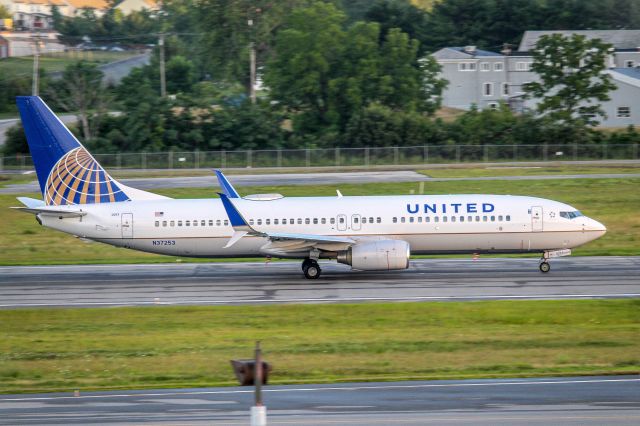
[351,214,362,231]
[121,213,133,238]
[531,206,543,232]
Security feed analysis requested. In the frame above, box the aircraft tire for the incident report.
[304,264,321,279]
[539,261,550,273]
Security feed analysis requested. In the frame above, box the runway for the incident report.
[1,376,639,425]
[1,257,638,308]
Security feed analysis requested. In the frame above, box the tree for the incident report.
[524,34,616,127]
[0,4,11,19]
[47,62,110,141]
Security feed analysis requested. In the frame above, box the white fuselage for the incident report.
[38,194,607,259]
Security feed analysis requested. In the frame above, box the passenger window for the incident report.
[468,216,472,222]
[178,220,183,226]
[274,219,279,225]
[451,216,456,222]
[330,218,335,224]
[170,220,175,227]
[443,216,448,222]
[162,221,167,227]
[401,217,406,223]
[377,217,381,223]
[305,218,310,224]
[409,217,414,223]
[491,216,496,222]
[155,221,159,227]
[353,217,359,224]
[506,215,511,221]
[483,216,488,222]
[218,219,222,226]
[498,215,503,221]
[313,218,318,224]
[460,216,464,222]
[224,220,228,226]
[476,216,480,222]
[418,217,422,223]
[186,220,190,226]
[208,220,213,226]
[435,217,439,223]
[339,217,345,224]
[321,218,326,224]
[266,219,271,225]
[193,220,198,226]
[290,219,295,224]
[257,219,262,225]
[426,217,430,223]
[393,217,397,223]
[298,218,302,224]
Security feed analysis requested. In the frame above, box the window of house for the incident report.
[483,82,493,96]
[618,106,631,117]
[516,62,530,71]
[626,60,634,67]
[579,106,596,119]
[480,62,490,71]
[494,62,503,71]
[502,82,509,96]
[468,216,472,222]
[458,62,477,71]
[488,102,499,110]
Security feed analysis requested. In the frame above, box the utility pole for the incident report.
[251,341,266,426]
[159,33,166,98]
[32,33,42,96]
[248,18,256,104]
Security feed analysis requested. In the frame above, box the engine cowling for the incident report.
[337,240,410,271]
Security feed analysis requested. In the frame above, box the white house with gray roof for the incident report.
[433,30,640,127]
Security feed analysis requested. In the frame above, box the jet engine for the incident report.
[337,240,410,271]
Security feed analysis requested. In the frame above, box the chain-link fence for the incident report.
[1,143,639,171]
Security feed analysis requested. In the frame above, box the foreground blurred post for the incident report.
[251,341,267,425]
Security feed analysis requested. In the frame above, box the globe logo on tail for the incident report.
[44,147,130,205]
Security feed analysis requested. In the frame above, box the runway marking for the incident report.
[2,378,638,402]
[1,293,639,308]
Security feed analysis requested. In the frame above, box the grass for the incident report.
[1,178,639,265]
[419,165,640,178]
[0,299,638,393]
[0,51,140,75]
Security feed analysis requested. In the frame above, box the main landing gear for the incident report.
[302,258,321,279]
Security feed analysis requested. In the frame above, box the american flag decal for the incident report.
[155,212,164,217]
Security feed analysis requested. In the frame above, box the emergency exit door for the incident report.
[531,206,543,232]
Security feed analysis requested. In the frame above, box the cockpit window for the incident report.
[560,211,583,219]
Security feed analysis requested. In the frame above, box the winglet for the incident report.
[218,193,262,247]
[214,170,240,198]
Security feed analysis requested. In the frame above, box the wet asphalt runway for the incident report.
[1,257,638,308]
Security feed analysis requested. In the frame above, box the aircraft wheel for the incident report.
[303,264,321,279]
[539,261,550,273]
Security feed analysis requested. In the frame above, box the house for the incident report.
[0,0,108,30]
[0,30,65,57]
[433,30,640,127]
[115,0,158,15]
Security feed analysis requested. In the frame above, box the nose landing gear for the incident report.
[539,261,551,273]
[302,258,321,279]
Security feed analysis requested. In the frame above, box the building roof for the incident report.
[608,67,640,89]
[519,30,640,51]
[65,0,109,9]
[432,47,502,60]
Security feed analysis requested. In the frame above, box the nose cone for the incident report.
[587,218,607,239]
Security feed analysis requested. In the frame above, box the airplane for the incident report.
[12,96,607,279]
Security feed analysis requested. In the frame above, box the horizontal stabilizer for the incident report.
[12,206,87,218]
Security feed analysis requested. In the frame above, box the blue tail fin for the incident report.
[17,96,131,206]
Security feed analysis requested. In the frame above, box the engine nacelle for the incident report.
[337,240,410,271]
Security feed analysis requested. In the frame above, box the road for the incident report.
[3,170,640,194]
[1,376,638,425]
[1,257,638,308]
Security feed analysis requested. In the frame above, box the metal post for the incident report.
[32,33,41,96]
[364,147,369,168]
[221,150,226,168]
[335,147,340,167]
[306,148,311,168]
[141,152,146,169]
[255,341,263,406]
[633,143,639,159]
[159,33,166,98]
[513,144,517,162]
[0,156,3,172]
[394,147,399,165]
[247,149,252,168]
[117,153,122,169]
[277,149,282,168]
[573,143,578,161]
[483,145,489,163]
[168,151,173,169]
[543,143,548,161]
[602,142,607,160]
[424,145,429,164]
[456,145,461,163]
[249,42,256,104]
[194,150,199,169]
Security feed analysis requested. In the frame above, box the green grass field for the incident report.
[419,165,640,178]
[0,300,638,394]
[0,51,140,76]
[1,178,639,265]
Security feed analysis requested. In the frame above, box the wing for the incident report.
[217,193,355,252]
